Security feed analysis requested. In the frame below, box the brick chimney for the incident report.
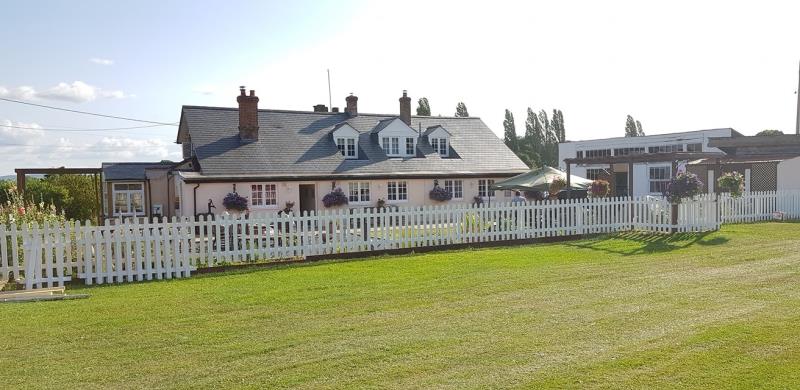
[345,94,358,117]
[313,104,328,113]
[399,90,411,125]
[237,86,259,142]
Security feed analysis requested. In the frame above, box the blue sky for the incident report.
[1,0,799,174]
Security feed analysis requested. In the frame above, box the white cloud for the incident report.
[89,57,114,66]
[0,119,45,143]
[0,81,131,103]
[39,81,99,103]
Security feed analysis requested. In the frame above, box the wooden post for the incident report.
[671,159,679,232]
[16,171,25,193]
[608,164,616,196]
[566,162,572,198]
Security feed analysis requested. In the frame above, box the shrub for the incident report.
[663,172,703,204]
[590,180,610,197]
[549,177,567,195]
[717,171,745,197]
[0,186,66,227]
[322,188,348,208]
[429,185,452,202]
[222,192,249,212]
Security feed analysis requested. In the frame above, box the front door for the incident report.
[615,172,629,197]
[299,184,316,213]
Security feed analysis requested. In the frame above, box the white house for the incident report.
[557,129,739,197]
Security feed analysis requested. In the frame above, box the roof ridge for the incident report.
[181,105,481,119]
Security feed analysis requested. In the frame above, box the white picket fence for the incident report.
[2,191,798,290]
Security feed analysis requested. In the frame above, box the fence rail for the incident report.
[3,191,799,290]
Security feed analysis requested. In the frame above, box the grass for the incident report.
[3,222,800,389]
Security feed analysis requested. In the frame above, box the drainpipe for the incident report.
[146,178,152,221]
[193,183,201,217]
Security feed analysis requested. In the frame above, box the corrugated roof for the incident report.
[180,106,529,179]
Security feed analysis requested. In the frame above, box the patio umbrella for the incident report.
[491,166,592,192]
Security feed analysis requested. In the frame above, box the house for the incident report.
[558,129,800,197]
[558,129,737,197]
[101,88,529,219]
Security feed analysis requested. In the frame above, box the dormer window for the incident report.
[430,137,448,156]
[330,122,360,160]
[425,125,451,157]
[336,137,356,158]
[382,136,415,157]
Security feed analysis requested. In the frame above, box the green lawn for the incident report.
[3,223,800,389]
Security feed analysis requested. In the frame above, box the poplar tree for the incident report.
[455,102,469,117]
[503,109,519,153]
[416,98,431,116]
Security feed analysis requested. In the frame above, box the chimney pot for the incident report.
[345,94,358,117]
[399,90,411,125]
[236,87,259,142]
[331,107,340,112]
[313,104,329,113]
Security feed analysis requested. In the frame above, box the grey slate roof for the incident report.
[102,162,173,181]
[179,106,529,180]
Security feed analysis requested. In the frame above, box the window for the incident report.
[648,144,683,153]
[387,181,408,201]
[443,180,463,199]
[382,137,403,156]
[649,166,672,194]
[584,149,612,158]
[430,137,448,156]
[405,137,415,155]
[478,179,495,198]
[251,184,277,207]
[576,151,584,159]
[336,137,357,158]
[348,182,370,203]
[613,147,645,156]
[686,143,702,152]
[585,168,607,180]
[112,183,145,216]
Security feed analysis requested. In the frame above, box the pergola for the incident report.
[562,152,725,195]
[15,167,104,222]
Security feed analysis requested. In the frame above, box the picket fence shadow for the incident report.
[3,191,799,290]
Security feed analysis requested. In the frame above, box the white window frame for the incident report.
[112,182,145,217]
[336,137,357,159]
[348,182,370,204]
[405,137,415,155]
[478,179,495,198]
[387,181,408,202]
[648,166,672,194]
[251,183,278,208]
[431,137,448,156]
[382,136,416,157]
[443,179,463,199]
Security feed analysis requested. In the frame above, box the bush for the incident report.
[664,172,703,204]
[222,192,249,212]
[0,186,66,227]
[429,185,452,202]
[524,190,545,201]
[590,180,610,197]
[322,188,348,208]
[549,177,567,194]
[717,171,745,197]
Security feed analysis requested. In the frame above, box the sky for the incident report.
[1,0,799,175]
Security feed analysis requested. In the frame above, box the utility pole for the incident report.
[796,61,800,135]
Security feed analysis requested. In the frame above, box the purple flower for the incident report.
[222,192,249,211]
[322,188,349,208]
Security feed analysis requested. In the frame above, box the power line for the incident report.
[0,123,176,132]
[0,97,178,125]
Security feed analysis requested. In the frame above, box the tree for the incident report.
[756,129,783,136]
[521,108,544,168]
[455,102,469,117]
[416,97,431,116]
[625,115,644,137]
[43,174,100,222]
[502,109,519,153]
